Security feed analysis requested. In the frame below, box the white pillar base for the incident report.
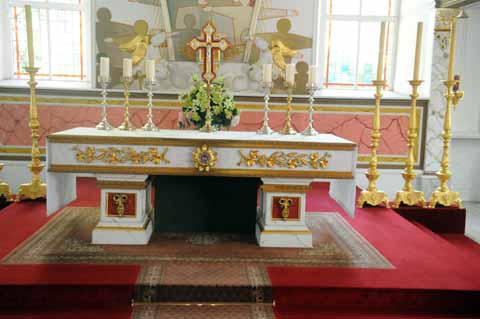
[256,224,313,248]
[92,217,153,245]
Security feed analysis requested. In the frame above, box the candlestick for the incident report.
[302,84,319,136]
[17,7,46,201]
[118,76,135,131]
[257,82,274,135]
[357,22,389,208]
[123,58,132,78]
[96,76,113,130]
[142,79,158,131]
[25,5,35,68]
[285,63,295,86]
[413,22,423,81]
[263,64,272,84]
[279,82,297,135]
[429,17,463,208]
[100,57,110,81]
[377,22,387,81]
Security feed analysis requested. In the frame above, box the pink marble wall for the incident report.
[0,103,409,157]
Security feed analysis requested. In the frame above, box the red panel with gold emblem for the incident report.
[106,193,136,218]
[271,196,301,221]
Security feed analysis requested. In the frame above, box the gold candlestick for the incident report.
[96,76,112,130]
[118,76,135,131]
[200,83,216,133]
[279,82,297,135]
[357,80,390,208]
[429,17,464,208]
[257,82,274,135]
[0,163,12,201]
[393,80,426,208]
[17,66,47,201]
[17,5,46,202]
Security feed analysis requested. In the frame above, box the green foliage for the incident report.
[179,75,239,129]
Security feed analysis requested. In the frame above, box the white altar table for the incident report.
[46,128,358,247]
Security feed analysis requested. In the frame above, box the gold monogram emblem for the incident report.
[278,198,293,220]
[113,194,128,216]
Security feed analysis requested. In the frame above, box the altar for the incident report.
[46,128,357,248]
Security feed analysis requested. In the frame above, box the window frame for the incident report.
[319,0,402,91]
[2,0,92,84]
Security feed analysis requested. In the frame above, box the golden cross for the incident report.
[189,20,229,84]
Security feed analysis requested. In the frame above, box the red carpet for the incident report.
[1,178,480,317]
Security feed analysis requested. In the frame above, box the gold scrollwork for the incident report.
[238,150,331,170]
[73,146,170,165]
[113,194,128,217]
[278,198,293,220]
[193,144,218,172]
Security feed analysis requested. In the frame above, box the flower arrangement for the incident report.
[179,75,239,130]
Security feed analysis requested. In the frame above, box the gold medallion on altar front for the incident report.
[193,144,217,172]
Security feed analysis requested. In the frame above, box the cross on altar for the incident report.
[189,20,229,84]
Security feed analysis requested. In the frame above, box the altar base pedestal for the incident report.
[92,174,154,245]
[256,178,313,248]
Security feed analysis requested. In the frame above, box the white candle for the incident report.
[145,59,155,81]
[100,57,110,81]
[413,22,423,81]
[447,19,457,81]
[262,64,272,84]
[376,22,387,81]
[123,58,132,78]
[308,65,318,86]
[25,5,35,68]
[286,63,295,86]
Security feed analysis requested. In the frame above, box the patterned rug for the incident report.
[2,207,391,302]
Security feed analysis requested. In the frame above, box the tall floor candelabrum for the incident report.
[393,22,426,208]
[257,82,274,135]
[357,21,389,208]
[429,13,464,208]
[17,5,46,201]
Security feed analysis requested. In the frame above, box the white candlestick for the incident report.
[263,64,272,84]
[286,63,295,86]
[100,57,110,81]
[377,22,387,81]
[25,5,35,68]
[308,65,318,87]
[123,58,132,78]
[145,59,155,81]
[413,22,423,81]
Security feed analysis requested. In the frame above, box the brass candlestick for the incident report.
[96,76,113,130]
[429,18,464,208]
[393,80,426,208]
[357,80,390,208]
[118,76,135,131]
[17,67,46,201]
[302,84,319,136]
[279,82,297,135]
[257,82,274,135]
[0,163,12,201]
[142,79,158,131]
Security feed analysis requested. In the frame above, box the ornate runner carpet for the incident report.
[2,206,391,303]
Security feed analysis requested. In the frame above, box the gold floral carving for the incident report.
[113,194,128,217]
[278,198,293,219]
[238,150,331,170]
[193,144,218,172]
[73,146,170,165]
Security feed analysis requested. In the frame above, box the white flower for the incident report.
[231,115,240,128]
